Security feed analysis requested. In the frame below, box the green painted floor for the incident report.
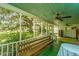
[37,42,60,56]
[37,37,78,56]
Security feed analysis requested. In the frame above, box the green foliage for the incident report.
[0,32,19,44]
[0,31,33,44]
[22,31,33,40]
[7,32,19,43]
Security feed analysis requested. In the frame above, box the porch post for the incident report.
[41,20,43,36]
[19,13,22,42]
[33,19,36,38]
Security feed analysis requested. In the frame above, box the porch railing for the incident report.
[0,35,52,56]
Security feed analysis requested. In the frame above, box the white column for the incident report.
[33,19,36,38]
[52,24,54,34]
[41,20,43,36]
[46,22,48,36]
[19,13,22,43]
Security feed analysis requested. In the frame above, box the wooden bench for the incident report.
[17,36,53,56]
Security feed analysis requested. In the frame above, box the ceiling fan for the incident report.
[55,12,72,21]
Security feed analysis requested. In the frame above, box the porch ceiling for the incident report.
[10,3,79,24]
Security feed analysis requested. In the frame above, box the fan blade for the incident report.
[56,17,63,21]
[61,16,72,18]
[59,18,63,21]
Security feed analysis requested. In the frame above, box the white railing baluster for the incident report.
[1,46,3,56]
[12,44,14,56]
[16,42,18,56]
[7,45,9,56]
